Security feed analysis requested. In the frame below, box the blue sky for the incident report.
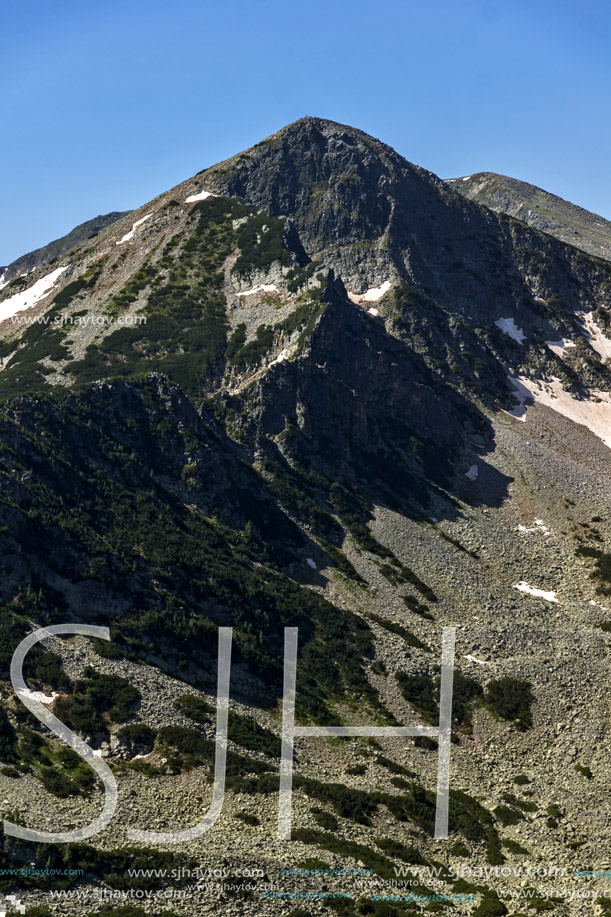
[1,0,610,264]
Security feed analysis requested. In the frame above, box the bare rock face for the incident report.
[205,118,611,328]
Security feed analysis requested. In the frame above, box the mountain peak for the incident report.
[264,115,378,141]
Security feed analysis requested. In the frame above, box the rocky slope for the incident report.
[0,211,129,287]
[1,118,611,916]
[451,171,611,262]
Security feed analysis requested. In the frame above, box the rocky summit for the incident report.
[1,117,611,916]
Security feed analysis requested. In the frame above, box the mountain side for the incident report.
[450,170,611,262]
[0,210,130,288]
[1,119,611,914]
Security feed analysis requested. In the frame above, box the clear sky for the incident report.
[1,0,610,265]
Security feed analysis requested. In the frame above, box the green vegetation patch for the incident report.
[395,670,482,729]
[575,545,611,594]
[367,613,429,650]
[233,211,293,274]
[482,678,533,731]
[0,261,105,398]
[172,694,214,723]
[227,322,274,367]
[69,199,243,398]
[53,667,140,738]
[0,382,378,724]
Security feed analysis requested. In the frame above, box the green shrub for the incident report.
[227,323,274,367]
[501,792,536,812]
[482,678,533,730]
[311,807,339,831]
[402,595,434,619]
[235,811,260,826]
[502,838,529,855]
[290,829,405,881]
[157,726,214,770]
[226,324,247,362]
[116,723,156,752]
[38,763,95,798]
[395,673,438,722]
[228,711,281,757]
[0,707,17,762]
[575,545,611,593]
[53,695,106,736]
[173,694,214,723]
[375,837,427,864]
[367,613,429,650]
[493,805,524,827]
[449,841,470,856]
[76,668,140,722]
[26,647,72,692]
[473,896,508,916]
[513,773,530,785]
[234,212,293,274]
[54,669,140,736]
[375,756,415,777]
[295,777,378,825]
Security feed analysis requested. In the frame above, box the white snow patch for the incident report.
[0,272,7,292]
[514,581,558,602]
[462,175,472,181]
[19,688,57,704]
[0,266,68,323]
[348,281,392,304]
[516,519,550,536]
[184,189,216,203]
[545,337,576,358]
[235,284,279,297]
[269,348,289,366]
[576,310,611,362]
[116,213,154,245]
[495,316,526,344]
[368,307,380,316]
[464,654,488,665]
[513,375,611,449]
[363,280,391,302]
[504,376,534,421]
[306,557,317,569]
[465,464,479,480]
